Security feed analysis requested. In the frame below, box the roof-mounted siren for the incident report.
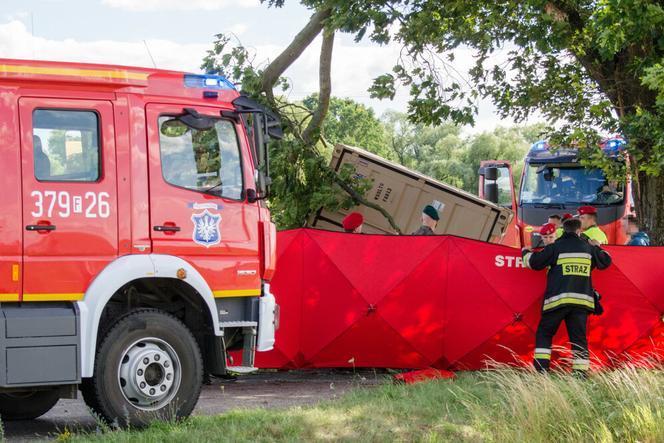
[527,140,579,160]
[184,73,236,99]
[528,140,550,158]
[600,136,627,157]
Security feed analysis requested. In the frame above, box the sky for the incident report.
[0,0,538,133]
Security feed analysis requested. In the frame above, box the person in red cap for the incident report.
[342,212,364,234]
[577,206,608,245]
[540,223,557,246]
[547,214,563,239]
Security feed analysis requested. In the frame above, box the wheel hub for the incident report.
[118,338,181,410]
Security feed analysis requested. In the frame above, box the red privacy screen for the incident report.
[254,229,664,371]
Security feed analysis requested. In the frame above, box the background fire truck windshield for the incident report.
[520,165,624,206]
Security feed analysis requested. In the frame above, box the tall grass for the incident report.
[467,366,664,442]
[69,367,664,443]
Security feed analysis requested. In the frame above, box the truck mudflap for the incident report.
[257,283,278,352]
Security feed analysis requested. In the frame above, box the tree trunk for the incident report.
[302,30,334,145]
[633,171,664,246]
[261,8,331,102]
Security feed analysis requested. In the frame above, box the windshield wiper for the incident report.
[203,181,223,195]
[532,203,565,209]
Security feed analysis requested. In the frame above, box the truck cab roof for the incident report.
[0,58,240,103]
[526,137,626,164]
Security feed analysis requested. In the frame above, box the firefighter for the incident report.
[577,206,608,245]
[522,217,612,374]
[411,205,439,235]
[555,213,573,239]
[342,212,364,234]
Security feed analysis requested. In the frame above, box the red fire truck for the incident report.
[0,59,280,425]
[479,138,631,248]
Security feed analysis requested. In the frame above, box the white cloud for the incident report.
[227,23,248,36]
[0,20,532,132]
[101,0,259,11]
[0,20,208,72]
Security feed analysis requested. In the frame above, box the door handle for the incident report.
[153,225,181,232]
[26,224,56,232]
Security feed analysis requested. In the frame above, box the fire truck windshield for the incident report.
[520,165,624,206]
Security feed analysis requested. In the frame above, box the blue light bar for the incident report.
[527,140,578,161]
[184,73,236,90]
[601,137,626,156]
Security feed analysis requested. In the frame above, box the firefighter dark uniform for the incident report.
[522,231,612,372]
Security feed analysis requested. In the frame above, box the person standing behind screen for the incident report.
[412,205,439,235]
[624,215,650,246]
[547,214,562,239]
[578,206,608,245]
[540,223,557,246]
[342,212,364,234]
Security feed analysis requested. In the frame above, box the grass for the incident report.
[65,367,664,443]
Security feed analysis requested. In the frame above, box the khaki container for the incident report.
[311,144,513,241]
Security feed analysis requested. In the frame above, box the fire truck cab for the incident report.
[479,138,631,248]
[0,59,280,425]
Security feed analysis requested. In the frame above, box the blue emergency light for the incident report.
[184,73,236,90]
[601,137,626,156]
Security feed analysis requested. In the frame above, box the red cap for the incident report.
[562,213,573,220]
[540,223,556,235]
[342,212,364,231]
[577,206,597,215]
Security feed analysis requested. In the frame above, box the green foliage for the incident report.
[202,35,376,229]
[380,111,542,193]
[302,94,388,157]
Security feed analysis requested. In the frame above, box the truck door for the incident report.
[20,98,119,301]
[0,99,22,302]
[146,104,261,296]
[479,161,520,247]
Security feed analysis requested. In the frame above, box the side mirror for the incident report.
[485,182,499,204]
[481,166,499,181]
[246,188,258,203]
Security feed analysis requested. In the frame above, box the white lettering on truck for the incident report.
[31,190,110,218]
[495,255,526,268]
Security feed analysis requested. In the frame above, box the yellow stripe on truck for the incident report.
[0,293,20,302]
[0,64,148,81]
[213,289,261,298]
[23,293,85,301]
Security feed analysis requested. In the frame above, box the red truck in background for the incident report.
[0,59,281,425]
[479,138,631,248]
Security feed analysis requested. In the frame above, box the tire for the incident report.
[87,309,203,427]
[0,389,59,420]
[80,378,101,416]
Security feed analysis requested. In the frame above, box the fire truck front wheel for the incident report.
[0,389,60,420]
[87,309,203,426]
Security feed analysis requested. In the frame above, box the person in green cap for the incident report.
[412,204,439,235]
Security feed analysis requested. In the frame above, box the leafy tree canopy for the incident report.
[260,0,664,243]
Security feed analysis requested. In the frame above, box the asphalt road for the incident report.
[4,370,387,442]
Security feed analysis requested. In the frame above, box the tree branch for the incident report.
[302,29,335,145]
[260,8,332,103]
[332,174,404,235]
